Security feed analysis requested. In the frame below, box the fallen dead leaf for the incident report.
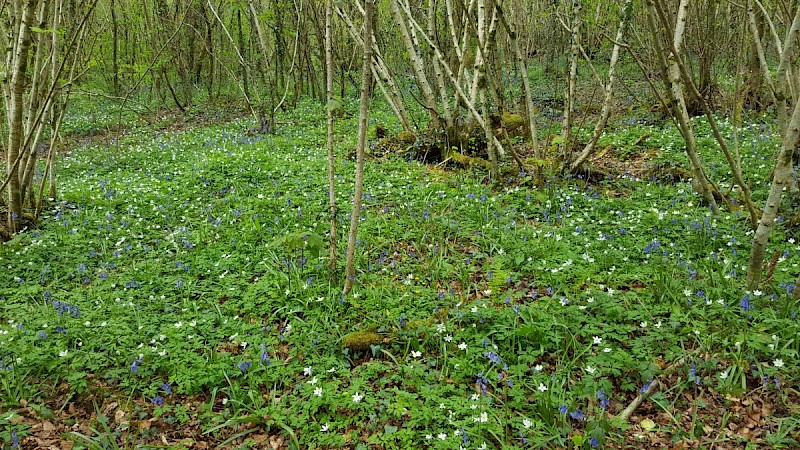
[640,418,656,431]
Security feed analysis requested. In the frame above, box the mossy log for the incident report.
[342,331,384,352]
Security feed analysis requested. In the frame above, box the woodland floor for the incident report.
[0,98,798,449]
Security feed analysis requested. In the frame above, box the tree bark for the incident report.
[496,2,540,156]
[325,0,337,270]
[747,6,800,287]
[388,0,440,128]
[570,0,633,171]
[559,0,582,159]
[343,0,374,296]
[648,0,718,212]
[6,0,39,231]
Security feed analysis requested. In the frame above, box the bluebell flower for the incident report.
[484,351,502,365]
[569,410,586,420]
[476,373,489,394]
[260,343,270,365]
[131,356,143,373]
[589,436,599,448]
[740,293,754,312]
[596,389,610,409]
[151,396,164,406]
[238,361,252,373]
[11,430,18,447]
[161,382,172,394]
[559,405,568,414]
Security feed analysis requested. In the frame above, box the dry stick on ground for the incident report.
[343,0,375,297]
[617,356,689,423]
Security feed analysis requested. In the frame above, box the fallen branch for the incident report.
[616,355,689,423]
[617,379,660,423]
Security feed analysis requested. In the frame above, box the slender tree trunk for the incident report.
[648,0,718,211]
[570,0,633,171]
[336,4,412,132]
[428,0,452,129]
[343,0,374,296]
[237,9,251,102]
[389,0,440,128]
[475,0,498,178]
[397,1,506,159]
[325,0,337,270]
[111,0,119,95]
[496,2,540,156]
[652,0,760,227]
[747,6,800,287]
[559,0,581,158]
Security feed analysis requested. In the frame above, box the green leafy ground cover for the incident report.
[1,100,798,449]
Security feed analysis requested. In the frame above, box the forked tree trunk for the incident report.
[343,0,374,296]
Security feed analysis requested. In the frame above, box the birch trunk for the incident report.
[654,2,760,227]
[429,0,453,129]
[397,0,507,159]
[336,5,412,132]
[343,0,374,296]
